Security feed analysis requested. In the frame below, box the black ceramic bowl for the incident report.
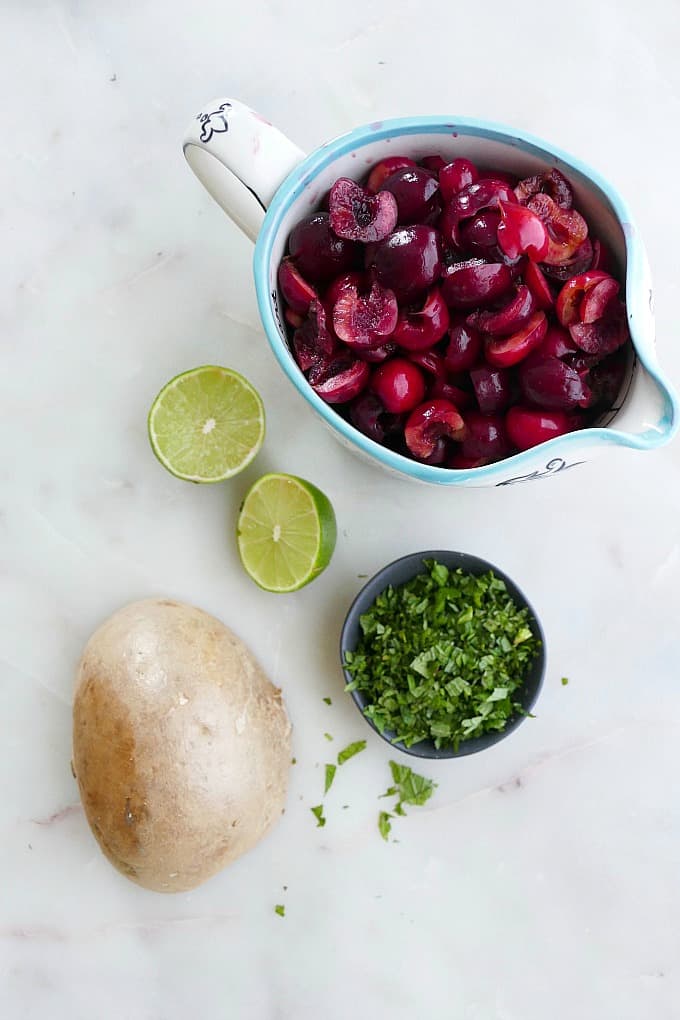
[339,550,546,759]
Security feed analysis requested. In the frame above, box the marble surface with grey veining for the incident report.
[2,2,680,1017]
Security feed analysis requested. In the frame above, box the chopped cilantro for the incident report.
[337,740,367,765]
[274,904,285,917]
[378,811,392,841]
[324,764,336,794]
[343,560,541,749]
[323,697,332,705]
[311,805,326,827]
[324,732,333,742]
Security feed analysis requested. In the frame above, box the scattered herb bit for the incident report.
[323,697,332,705]
[383,760,437,810]
[337,739,367,765]
[324,732,333,741]
[561,677,569,686]
[324,764,337,794]
[378,761,437,842]
[283,885,288,891]
[291,757,297,765]
[343,559,541,749]
[357,573,369,578]
[311,804,326,827]
[342,804,349,809]
[274,904,285,917]
[378,811,393,841]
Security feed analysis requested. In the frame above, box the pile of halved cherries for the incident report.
[277,154,630,467]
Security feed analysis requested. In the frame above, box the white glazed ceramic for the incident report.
[183,98,678,487]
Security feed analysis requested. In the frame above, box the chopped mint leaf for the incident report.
[378,811,392,841]
[324,764,336,794]
[274,904,285,917]
[324,732,333,742]
[311,805,326,828]
[323,697,332,705]
[337,740,367,765]
[561,677,569,686]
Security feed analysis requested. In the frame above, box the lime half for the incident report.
[237,473,337,592]
[148,366,265,483]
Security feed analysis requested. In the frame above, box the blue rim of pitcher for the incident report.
[253,116,678,484]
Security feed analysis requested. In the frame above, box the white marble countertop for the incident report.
[2,2,680,1017]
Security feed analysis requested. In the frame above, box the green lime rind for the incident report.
[237,473,337,593]
[148,366,265,483]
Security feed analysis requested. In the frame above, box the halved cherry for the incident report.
[285,307,305,329]
[590,238,614,273]
[447,453,490,469]
[555,270,616,327]
[429,378,475,409]
[445,322,483,372]
[392,287,450,351]
[569,304,629,356]
[324,271,368,306]
[356,342,397,363]
[506,405,575,450]
[311,355,370,403]
[278,257,318,315]
[366,156,417,194]
[333,282,398,350]
[541,237,594,281]
[421,154,447,174]
[441,178,517,248]
[519,356,591,410]
[439,158,479,202]
[527,324,578,363]
[527,194,588,265]
[293,299,337,374]
[524,260,555,310]
[485,311,548,368]
[579,277,620,323]
[405,399,466,460]
[329,178,398,243]
[514,168,573,208]
[441,259,513,308]
[468,284,537,336]
[496,202,549,261]
[460,411,509,460]
[407,349,447,380]
[459,210,501,255]
[470,366,512,413]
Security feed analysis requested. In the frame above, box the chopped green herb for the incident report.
[343,560,541,749]
[378,811,392,841]
[386,760,437,809]
[291,757,297,765]
[274,904,285,917]
[378,762,436,843]
[561,677,569,686]
[323,697,332,705]
[357,573,369,578]
[324,732,333,741]
[311,804,326,827]
[337,739,367,765]
[324,764,337,794]
[342,804,349,809]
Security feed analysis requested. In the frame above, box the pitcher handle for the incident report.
[183,98,305,243]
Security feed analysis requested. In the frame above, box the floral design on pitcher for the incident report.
[197,102,232,143]
[496,457,585,486]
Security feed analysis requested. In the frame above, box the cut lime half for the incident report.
[237,473,337,592]
[148,366,265,483]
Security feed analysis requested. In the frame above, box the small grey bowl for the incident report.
[339,550,546,760]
